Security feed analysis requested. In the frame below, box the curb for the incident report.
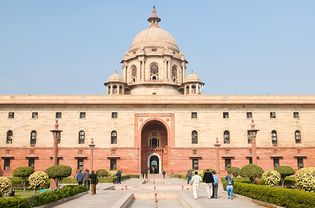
[35,191,88,208]
[110,193,134,208]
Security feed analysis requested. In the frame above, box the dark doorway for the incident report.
[150,155,159,174]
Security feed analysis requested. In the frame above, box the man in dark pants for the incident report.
[202,169,214,199]
[90,171,98,195]
[212,171,219,198]
[116,170,122,184]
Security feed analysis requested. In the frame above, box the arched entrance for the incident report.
[140,120,168,174]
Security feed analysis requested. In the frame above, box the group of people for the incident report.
[75,169,98,195]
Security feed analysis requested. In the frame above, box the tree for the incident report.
[240,164,264,183]
[227,167,241,177]
[46,165,72,189]
[274,166,295,187]
[296,167,315,192]
[262,170,281,186]
[0,177,12,197]
[28,171,50,194]
[12,166,34,192]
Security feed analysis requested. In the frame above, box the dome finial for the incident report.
[147,5,161,27]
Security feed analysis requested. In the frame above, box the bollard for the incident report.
[154,186,156,190]
[153,178,155,184]
[125,185,127,190]
[154,192,158,208]
[186,187,189,190]
[121,187,123,190]
[182,185,184,190]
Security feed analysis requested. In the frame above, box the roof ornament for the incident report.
[147,5,161,27]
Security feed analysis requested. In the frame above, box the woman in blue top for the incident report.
[225,173,234,199]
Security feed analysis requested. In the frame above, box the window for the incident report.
[78,130,85,144]
[4,159,10,170]
[248,157,253,164]
[112,112,118,118]
[297,158,304,169]
[151,48,157,52]
[56,112,62,119]
[223,112,229,118]
[80,112,86,119]
[191,112,197,119]
[273,158,280,168]
[247,131,252,144]
[225,159,231,170]
[150,63,159,80]
[150,138,159,148]
[30,130,37,146]
[192,130,198,144]
[110,159,117,170]
[192,159,199,170]
[246,112,253,119]
[6,130,13,144]
[295,130,301,144]
[270,112,276,118]
[32,112,38,119]
[224,130,230,144]
[191,85,196,94]
[113,85,118,94]
[271,130,278,145]
[171,65,178,82]
[8,112,14,119]
[293,112,299,118]
[131,65,137,82]
[28,158,35,169]
[111,131,117,144]
[77,158,84,170]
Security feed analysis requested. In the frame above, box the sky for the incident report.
[0,1,314,95]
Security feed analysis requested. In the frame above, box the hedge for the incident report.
[61,174,139,184]
[0,185,86,208]
[222,179,315,208]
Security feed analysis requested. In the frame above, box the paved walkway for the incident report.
[53,177,264,208]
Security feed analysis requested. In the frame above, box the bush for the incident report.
[296,167,315,192]
[274,166,295,187]
[240,164,264,183]
[28,171,50,192]
[108,170,117,177]
[96,169,108,177]
[262,170,281,186]
[46,165,72,189]
[227,167,241,177]
[13,166,34,192]
[284,176,296,188]
[8,177,25,190]
[0,177,12,197]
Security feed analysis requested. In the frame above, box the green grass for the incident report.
[9,190,35,198]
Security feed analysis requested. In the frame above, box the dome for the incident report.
[186,73,201,82]
[108,72,122,82]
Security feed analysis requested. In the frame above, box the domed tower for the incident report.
[104,71,127,95]
[183,72,205,95]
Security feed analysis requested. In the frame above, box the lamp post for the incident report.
[89,138,96,171]
[50,120,62,165]
[247,120,259,165]
[214,137,221,175]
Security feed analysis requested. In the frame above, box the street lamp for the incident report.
[89,138,96,171]
[50,120,62,165]
[214,137,221,175]
[247,120,259,165]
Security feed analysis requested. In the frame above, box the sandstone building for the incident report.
[0,7,314,176]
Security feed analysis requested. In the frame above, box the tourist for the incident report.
[202,169,214,199]
[170,170,174,178]
[162,170,166,179]
[186,170,192,184]
[212,171,219,199]
[90,170,98,195]
[116,170,122,184]
[83,169,91,191]
[75,170,84,185]
[190,171,202,200]
[225,173,234,199]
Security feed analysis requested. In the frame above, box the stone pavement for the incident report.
[53,176,264,208]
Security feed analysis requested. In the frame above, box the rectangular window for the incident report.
[8,112,14,119]
[191,112,197,119]
[225,159,231,169]
[28,158,35,169]
[223,112,229,119]
[293,112,299,119]
[112,112,118,119]
[56,112,62,119]
[246,112,253,119]
[248,157,252,164]
[110,159,117,170]
[80,112,86,119]
[192,159,199,170]
[32,112,38,119]
[4,159,10,170]
[77,158,84,170]
[297,158,304,169]
[273,158,280,168]
[270,112,276,118]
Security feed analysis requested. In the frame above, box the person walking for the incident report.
[75,170,84,185]
[225,173,234,199]
[90,170,98,195]
[190,171,202,200]
[162,170,166,179]
[83,169,91,191]
[203,169,214,199]
[186,170,192,184]
[212,171,219,199]
[116,170,122,184]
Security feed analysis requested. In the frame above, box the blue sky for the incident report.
[0,1,314,95]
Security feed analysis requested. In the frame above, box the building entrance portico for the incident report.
[148,153,160,174]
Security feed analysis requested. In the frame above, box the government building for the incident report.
[1,7,314,176]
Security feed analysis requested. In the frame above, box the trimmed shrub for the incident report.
[296,167,315,192]
[0,177,12,197]
[262,170,281,186]
[46,165,72,189]
[227,167,241,177]
[8,177,25,190]
[28,171,50,192]
[108,170,117,177]
[274,166,295,187]
[13,166,34,191]
[96,169,108,177]
[240,164,264,183]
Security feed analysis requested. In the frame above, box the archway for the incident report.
[148,154,160,174]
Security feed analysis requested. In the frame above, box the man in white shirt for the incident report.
[190,171,202,199]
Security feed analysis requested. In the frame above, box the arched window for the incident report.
[150,138,159,148]
[224,130,230,144]
[295,130,301,144]
[171,65,178,82]
[131,65,137,82]
[150,63,159,80]
[192,130,198,144]
[186,85,190,95]
[6,130,13,144]
[271,130,278,145]
[78,130,85,144]
[119,85,123,94]
[113,85,117,94]
[111,130,117,144]
[191,85,196,94]
[30,130,37,146]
